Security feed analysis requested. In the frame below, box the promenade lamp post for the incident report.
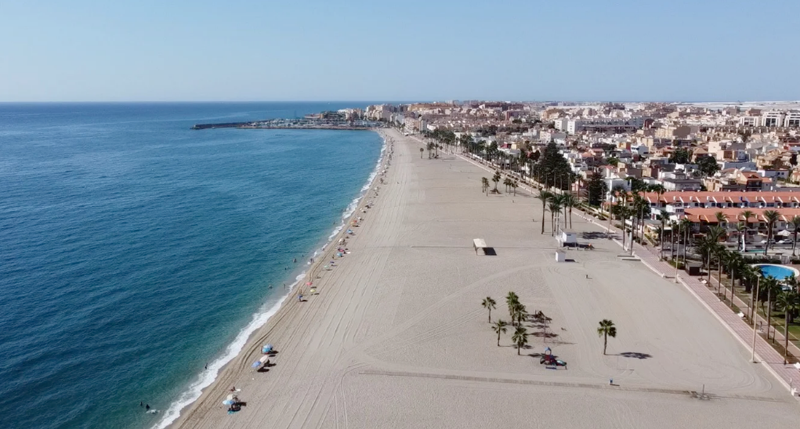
[751,276,761,363]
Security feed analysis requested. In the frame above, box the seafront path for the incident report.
[446,144,800,398]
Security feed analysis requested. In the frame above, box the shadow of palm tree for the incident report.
[618,352,652,359]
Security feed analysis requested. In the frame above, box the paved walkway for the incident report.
[447,150,800,397]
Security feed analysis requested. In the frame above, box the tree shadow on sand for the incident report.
[617,352,652,359]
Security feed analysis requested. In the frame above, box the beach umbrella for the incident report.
[306,281,313,286]
[262,344,273,353]
[226,394,234,400]
[251,361,261,368]
[222,400,234,405]
[259,355,270,364]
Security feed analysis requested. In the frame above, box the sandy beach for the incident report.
[171,128,800,428]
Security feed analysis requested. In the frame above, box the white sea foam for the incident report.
[152,131,387,429]
[152,275,300,429]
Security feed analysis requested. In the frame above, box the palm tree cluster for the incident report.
[483,292,529,355]
[502,177,519,195]
[506,292,529,355]
[536,190,578,235]
[607,186,654,250]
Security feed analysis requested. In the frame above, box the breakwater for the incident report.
[191,118,383,131]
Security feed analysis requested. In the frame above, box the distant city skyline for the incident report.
[2,0,799,102]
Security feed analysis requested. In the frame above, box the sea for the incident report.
[0,103,385,429]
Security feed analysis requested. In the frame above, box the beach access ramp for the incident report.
[473,239,496,255]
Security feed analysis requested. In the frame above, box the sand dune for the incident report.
[171,128,800,429]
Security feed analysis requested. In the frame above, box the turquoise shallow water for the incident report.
[0,103,383,429]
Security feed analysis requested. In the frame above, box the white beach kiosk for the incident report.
[473,238,487,255]
[558,231,577,247]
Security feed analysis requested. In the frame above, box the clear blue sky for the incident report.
[1,0,798,102]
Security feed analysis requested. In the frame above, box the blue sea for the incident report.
[0,103,384,429]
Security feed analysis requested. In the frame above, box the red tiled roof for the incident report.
[640,191,800,205]
[683,207,800,223]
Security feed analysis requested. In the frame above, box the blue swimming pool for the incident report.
[756,264,800,280]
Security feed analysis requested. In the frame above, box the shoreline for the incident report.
[154,129,390,429]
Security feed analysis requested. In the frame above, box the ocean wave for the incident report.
[152,131,387,429]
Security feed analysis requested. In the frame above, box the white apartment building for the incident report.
[566,117,646,134]
[785,111,800,127]
[762,111,784,127]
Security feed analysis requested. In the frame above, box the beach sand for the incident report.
[171,129,800,428]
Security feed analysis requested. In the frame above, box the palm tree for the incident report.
[561,193,577,229]
[632,195,651,247]
[658,209,669,260]
[735,222,747,251]
[482,297,496,322]
[503,177,513,193]
[548,199,562,236]
[426,142,434,159]
[491,320,509,346]
[725,252,744,306]
[699,226,725,282]
[775,291,800,364]
[492,171,501,193]
[597,319,617,355]
[613,205,632,249]
[679,217,693,266]
[669,220,679,261]
[512,180,518,196]
[740,210,755,231]
[481,177,490,195]
[536,191,553,234]
[790,216,800,256]
[512,326,528,355]
[762,275,781,341]
[419,147,424,158]
[714,245,729,295]
[512,303,528,327]
[715,211,727,229]
[506,292,519,321]
[763,210,781,255]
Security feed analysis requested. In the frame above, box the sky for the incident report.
[1,0,799,102]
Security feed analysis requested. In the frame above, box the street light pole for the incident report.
[751,276,760,363]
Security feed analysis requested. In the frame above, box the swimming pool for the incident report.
[755,264,800,280]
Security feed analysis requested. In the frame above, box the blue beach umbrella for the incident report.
[251,361,261,368]
[222,400,234,405]
[262,344,273,353]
